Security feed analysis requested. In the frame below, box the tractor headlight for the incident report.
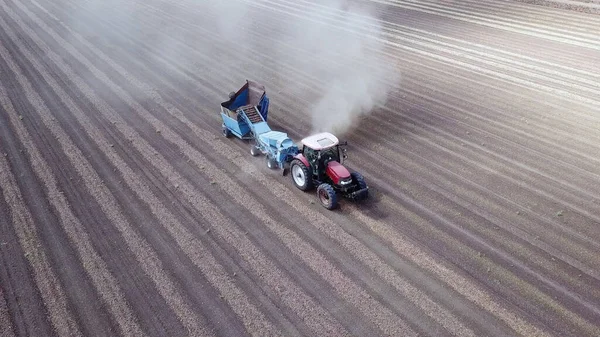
[340,178,352,185]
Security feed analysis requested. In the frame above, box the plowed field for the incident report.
[1,0,599,336]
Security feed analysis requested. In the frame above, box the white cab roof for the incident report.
[301,132,339,150]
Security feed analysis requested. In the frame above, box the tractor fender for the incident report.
[293,154,309,168]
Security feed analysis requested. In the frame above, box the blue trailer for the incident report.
[220,80,299,171]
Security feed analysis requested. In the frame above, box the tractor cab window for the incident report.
[319,146,340,164]
[303,146,318,166]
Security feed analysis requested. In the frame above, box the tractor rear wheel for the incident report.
[290,159,313,191]
[317,183,338,210]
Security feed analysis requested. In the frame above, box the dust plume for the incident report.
[207,0,400,136]
[277,0,400,136]
[59,0,399,136]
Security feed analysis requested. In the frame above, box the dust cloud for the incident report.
[61,0,399,136]
[207,0,401,136]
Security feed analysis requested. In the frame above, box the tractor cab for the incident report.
[289,132,367,210]
[300,132,347,178]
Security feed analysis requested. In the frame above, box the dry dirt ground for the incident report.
[1,0,600,336]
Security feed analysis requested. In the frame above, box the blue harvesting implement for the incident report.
[218,80,369,210]
[220,80,299,171]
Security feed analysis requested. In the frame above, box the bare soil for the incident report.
[1,0,599,336]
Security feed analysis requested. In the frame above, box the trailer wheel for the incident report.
[266,156,278,169]
[317,183,338,210]
[222,126,232,138]
[250,145,260,156]
[290,159,313,191]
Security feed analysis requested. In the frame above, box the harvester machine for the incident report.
[219,80,369,210]
[220,80,299,171]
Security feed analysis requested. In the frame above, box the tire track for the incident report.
[9,1,350,336]
[48,0,572,334]
[109,0,600,255]
[76,23,536,334]
[31,1,491,335]
[106,0,596,152]
[264,73,600,328]
[392,68,600,172]
[207,0,600,127]
[0,270,16,337]
[0,13,147,337]
[134,0,600,236]
[1,2,278,336]
[467,0,600,21]
[351,128,600,285]
[372,194,600,337]
[244,11,600,332]
[0,145,82,337]
[7,0,596,334]
[110,0,600,135]
[346,204,554,337]
[27,0,473,335]
[364,88,600,260]
[245,0,600,110]
[288,0,600,85]
[398,0,600,39]
[447,0,600,29]
[191,0,600,226]
[371,0,600,49]
[89,0,600,334]
[16,8,409,337]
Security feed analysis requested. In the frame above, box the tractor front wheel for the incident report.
[351,172,368,200]
[317,183,338,210]
[250,145,260,156]
[290,159,313,191]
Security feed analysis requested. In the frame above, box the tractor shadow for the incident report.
[339,186,390,221]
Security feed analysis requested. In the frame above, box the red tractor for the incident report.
[289,132,369,209]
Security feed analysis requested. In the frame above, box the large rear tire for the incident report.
[317,183,338,210]
[290,159,313,191]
